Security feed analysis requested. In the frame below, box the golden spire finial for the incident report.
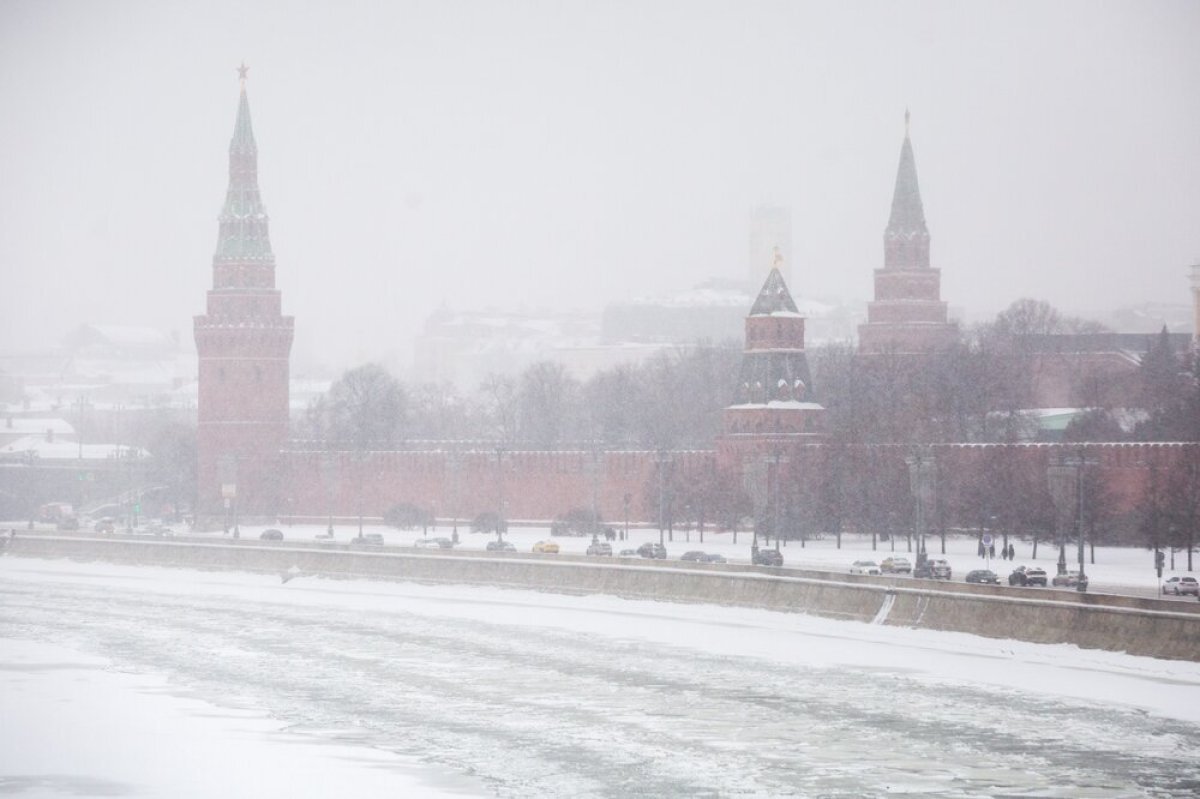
[237,61,250,88]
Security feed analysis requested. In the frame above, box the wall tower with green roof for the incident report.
[193,68,294,527]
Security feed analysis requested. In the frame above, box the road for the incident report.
[3,557,1199,797]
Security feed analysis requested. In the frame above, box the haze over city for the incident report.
[1,0,1198,372]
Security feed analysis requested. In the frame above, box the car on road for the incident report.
[913,559,952,580]
[850,560,882,576]
[880,556,912,574]
[532,540,560,554]
[93,518,116,535]
[1051,570,1089,590]
[1008,566,1047,586]
[413,537,454,549]
[259,528,284,541]
[586,541,613,556]
[752,548,784,567]
[314,530,336,545]
[351,533,385,548]
[486,540,517,552]
[966,569,1000,584]
[1023,567,1048,587]
[680,550,707,562]
[617,549,638,558]
[701,553,727,564]
[637,542,667,559]
[1162,576,1200,596]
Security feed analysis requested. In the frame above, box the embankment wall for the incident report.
[7,536,1199,662]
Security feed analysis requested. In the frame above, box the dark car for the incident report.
[260,528,284,541]
[753,548,784,567]
[680,550,706,562]
[637,542,667,559]
[966,569,1000,585]
[701,553,727,564]
[351,532,385,548]
[486,540,517,552]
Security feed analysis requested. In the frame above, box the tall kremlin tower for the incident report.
[858,112,958,355]
[194,66,294,527]
[720,249,825,461]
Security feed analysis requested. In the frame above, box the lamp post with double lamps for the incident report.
[906,449,936,563]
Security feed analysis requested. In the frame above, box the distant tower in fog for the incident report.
[749,206,792,289]
[858,111,958,356]
[193,66,294,527]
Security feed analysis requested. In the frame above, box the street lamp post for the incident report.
[655,449,672,547]
[906,449,935,564]
[1047,449,1093,587]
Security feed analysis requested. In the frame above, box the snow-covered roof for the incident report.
[727,401,825,411]
[0,436,145,460]
[1,417,75,436]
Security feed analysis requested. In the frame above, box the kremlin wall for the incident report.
[195,80,1199,531]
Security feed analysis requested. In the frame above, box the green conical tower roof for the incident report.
[749,267,800,317]
[215,73,273,262]
[883,110,931,270]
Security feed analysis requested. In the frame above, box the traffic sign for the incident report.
[981,534,994,547]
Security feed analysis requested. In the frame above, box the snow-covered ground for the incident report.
[2,556,1199,797]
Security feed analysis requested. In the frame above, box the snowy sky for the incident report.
[1,0,1198,371]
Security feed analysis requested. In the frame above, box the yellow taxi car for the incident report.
[532,540,560,554]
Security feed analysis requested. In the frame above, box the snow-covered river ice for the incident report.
[2,557,1199,798]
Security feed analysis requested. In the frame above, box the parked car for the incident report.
[259,528,284,541]
[532,540,560,554]
[617,549,638,557]
[351,533,385,548]
[586,541,613,556]
[850,560,882,576]
[913,558,952,580]
[1051,570,1089,590]
[429,537,454,549]
[1023,567,1048,587]
[880,556,912,574]
[486,540,516,552]
[314,530,336,545]
[93,518,116,535]
[753,548,783,567]
[56,516,80,532]
[680,550,707,562]
[966,569,1000,584]
[1162,576,1200,596]
[701,553,727,564]
[637,542,667,559]
[145,523,175,538]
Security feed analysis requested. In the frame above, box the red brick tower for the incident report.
[194,66,294,527]
[858,112,958,355]
[719,251,825,462]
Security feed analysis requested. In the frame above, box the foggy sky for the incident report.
[1,0,1198,373]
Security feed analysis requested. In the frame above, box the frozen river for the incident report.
[2,557,1199,798]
